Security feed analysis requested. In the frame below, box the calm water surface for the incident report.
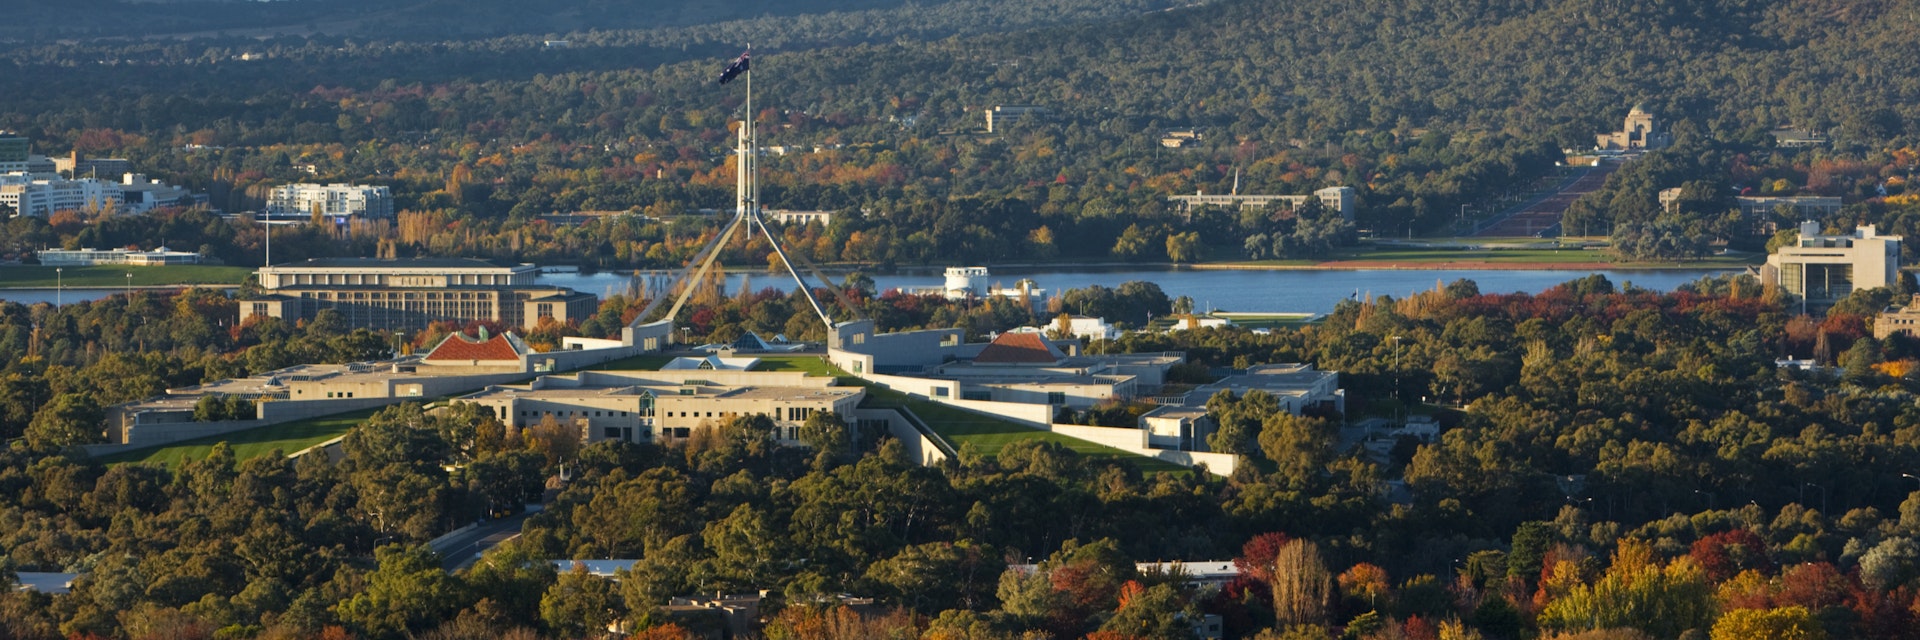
[538,267,1735,316]
[1,268,1733,314]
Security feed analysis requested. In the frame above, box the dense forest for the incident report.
[6,0,1920,266]
[11,276,1920,639]
[13,0,1920,638]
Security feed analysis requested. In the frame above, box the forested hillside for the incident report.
[0,0,1204,44]
[6,0,1920,267]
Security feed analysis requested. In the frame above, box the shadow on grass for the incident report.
[100,405,391,466]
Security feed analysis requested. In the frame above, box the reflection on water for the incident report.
[0,268,1733,313]
[534,267,1733,315]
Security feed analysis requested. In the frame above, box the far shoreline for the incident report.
[0,257,1757,291]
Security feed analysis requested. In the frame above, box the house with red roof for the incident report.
[421,328,532,371]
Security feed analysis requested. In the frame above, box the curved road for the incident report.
[430,509,538,572]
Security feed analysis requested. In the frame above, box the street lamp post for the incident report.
[55,267,62,306]
[1797,480,1827,511]
[124,272,132,299]
[1390,335,1404,419]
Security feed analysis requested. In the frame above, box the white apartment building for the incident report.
[1168,186,1359,222]
[266,183,394,219]
[762,209,831,226]
[1761,221,1902,309]
[39,247,201,266]
[0,173,124,217]
[118,173,194,214]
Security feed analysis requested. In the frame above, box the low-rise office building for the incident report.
[1760,222,1902,310]
[456,369,864,445]
[1174,363,1346,415]
[1,173,123,217]
[38,246,201,266]
[1168,186,1357,222]
[266,183,394,219]
[118,173,197,213]
[239,257,598,331]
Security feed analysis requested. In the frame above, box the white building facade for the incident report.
[1,173,124,217]
[266,183,394,219]
[1761,222,1902,309]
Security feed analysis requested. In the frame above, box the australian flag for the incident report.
[717,50,750,84]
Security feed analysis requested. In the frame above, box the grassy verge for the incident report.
[586,354,675,371]
[99,405,389,466]
[860,385,1187,474]
[750,355,841,377]
[0,265,252,288]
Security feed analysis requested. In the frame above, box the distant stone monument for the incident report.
[1595,104,1672,151]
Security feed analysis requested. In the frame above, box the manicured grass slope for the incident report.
[860,385,1186,474]
[0,265,252,288]
[100,406,386,466]
[103,353,1185,473]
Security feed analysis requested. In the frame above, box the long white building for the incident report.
[1,173,124,217]
[266,183,394,219]
[1168,186,1358,222]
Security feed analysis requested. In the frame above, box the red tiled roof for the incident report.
[973,332,1064,364]
[425,332,525,362]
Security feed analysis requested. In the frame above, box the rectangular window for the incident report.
[1047,392,1066,405]
[933,387,949,398]
[602,427,620,439]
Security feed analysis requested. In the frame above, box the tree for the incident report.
[1100,582,1199,640]
[1857,537,1918,590]
[1111,224,1155,259]
[1166,231,1203,264]
[25,392,103,449]
[701,504,786,590]
[1336,563,1390,611]
[333,545,470,640]
[799,411,851,467]
[864,540,1003,614]
[462,541,557,629]
[1271,539,1332,627]
[541,566,622,638]
[1257,412,1334,486]
[1235,531,1292,584]
[1508,522,1555,580]
[1709,606,1826,640]
[1537,539,1714,639]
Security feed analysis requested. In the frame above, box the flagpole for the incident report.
[745,46,756,227]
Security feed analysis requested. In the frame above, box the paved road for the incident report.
[431,509,538,572]
[1474,164,1615,237]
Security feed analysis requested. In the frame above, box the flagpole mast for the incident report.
[745,46,756,227]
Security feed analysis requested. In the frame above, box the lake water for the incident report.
[1,289,119,306]
[2,267,1734,314]
[537,267,1735,316]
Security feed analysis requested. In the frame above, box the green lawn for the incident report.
[587,354,675,371]
[99,405,387,466]
[749,355,840,377]
[1210,313,1322,329]
[0,265,252,288]
[860,385,1187,474]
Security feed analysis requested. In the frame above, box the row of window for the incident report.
[520,409,630,418]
